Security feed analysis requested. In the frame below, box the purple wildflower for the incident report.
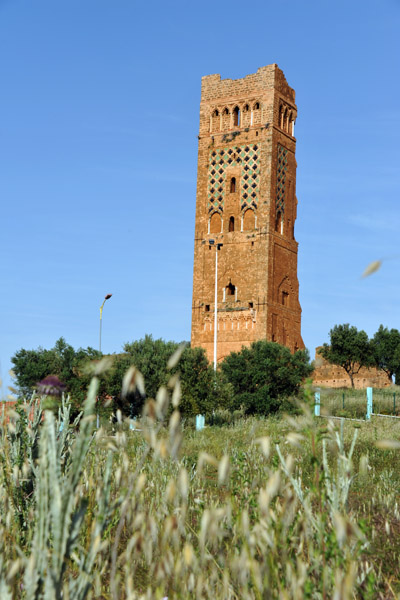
[37,375,67,396]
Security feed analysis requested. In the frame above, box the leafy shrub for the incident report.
[109,336,232,417]
[221,340,313,415]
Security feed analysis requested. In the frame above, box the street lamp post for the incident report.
[209,240,223,371]
[99,294,112,353]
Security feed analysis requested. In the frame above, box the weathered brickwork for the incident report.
[312,349,391,389]
[191,65,304,363]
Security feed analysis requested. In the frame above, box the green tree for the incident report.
[318,324,374,388]
[107,335,179,415]
[11,338,103,411]
[371,325,400,384]
[220,340,312,415]
[179,346,232,417]
[108,335,230,418]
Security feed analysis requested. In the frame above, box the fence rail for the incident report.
[314,387,400,421]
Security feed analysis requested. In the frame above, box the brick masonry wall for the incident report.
[191,66,304,364]
[312,348,391,389]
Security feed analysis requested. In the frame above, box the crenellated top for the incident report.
[201,64,295,103]
[200,65,296,136]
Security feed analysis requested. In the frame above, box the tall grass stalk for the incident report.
[0,369,398,598]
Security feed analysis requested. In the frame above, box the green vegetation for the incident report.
[313,386,400,419]
[107,336,231,418]
[319,323,400,388]
[319,324,374,388]
[10,337,103,410]
[1,370,400,598]
[372,325,400,384]
[220,340,312,414]
[11,337,311,418]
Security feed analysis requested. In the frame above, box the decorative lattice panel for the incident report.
[276,144,287,213]
[207,144,260,214]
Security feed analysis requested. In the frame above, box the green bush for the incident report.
[220,340,313,415]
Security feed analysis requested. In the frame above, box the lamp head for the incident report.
[105,294,112,300]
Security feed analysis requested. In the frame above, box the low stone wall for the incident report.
[312,348,391,389]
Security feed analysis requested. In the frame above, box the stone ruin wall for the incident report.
[312,348,391,389]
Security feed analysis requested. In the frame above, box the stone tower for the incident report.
[191,65,304,364]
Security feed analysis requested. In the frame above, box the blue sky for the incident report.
[1,0,400,396]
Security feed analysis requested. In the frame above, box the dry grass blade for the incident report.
[167,343,187,370]
[375,439,400,449]
[362,259,382,278]
[121,365,145,398]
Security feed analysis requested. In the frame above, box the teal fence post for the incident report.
[196,414,205,430]
[366,387,373,420]
[314,390,320,417]
[342,392,345,410]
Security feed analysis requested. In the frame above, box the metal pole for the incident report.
[213,247,218,371]
[342,392,345,410]
[99,305,103,352]
[99,294,112,353]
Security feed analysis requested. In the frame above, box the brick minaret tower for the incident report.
[191,65,304,364]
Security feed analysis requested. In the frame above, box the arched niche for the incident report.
[242,104,250,127]
[211,109,220,132]
[209,212,222,234]
[277,275,294,307]
[275,211,283,234]
[222,107,230,130]
[252,101,261,125]
[242,208,255,231]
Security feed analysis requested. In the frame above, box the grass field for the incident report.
[314,386,400,420]
[1,378,400,598]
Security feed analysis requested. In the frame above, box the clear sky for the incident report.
[1,0,400,396]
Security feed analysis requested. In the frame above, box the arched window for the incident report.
[230,177,236,193]
[242,104,250,127]
[210,212,222,234]
[242,208,255,230]
[233,106,240,126]
[279,105,284,129]
[253,102,261,125]
[275,211,283,234]
[222,107,230,130]
[226,282,235,296]
[229,216,235,232]
[211,109,220,133]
